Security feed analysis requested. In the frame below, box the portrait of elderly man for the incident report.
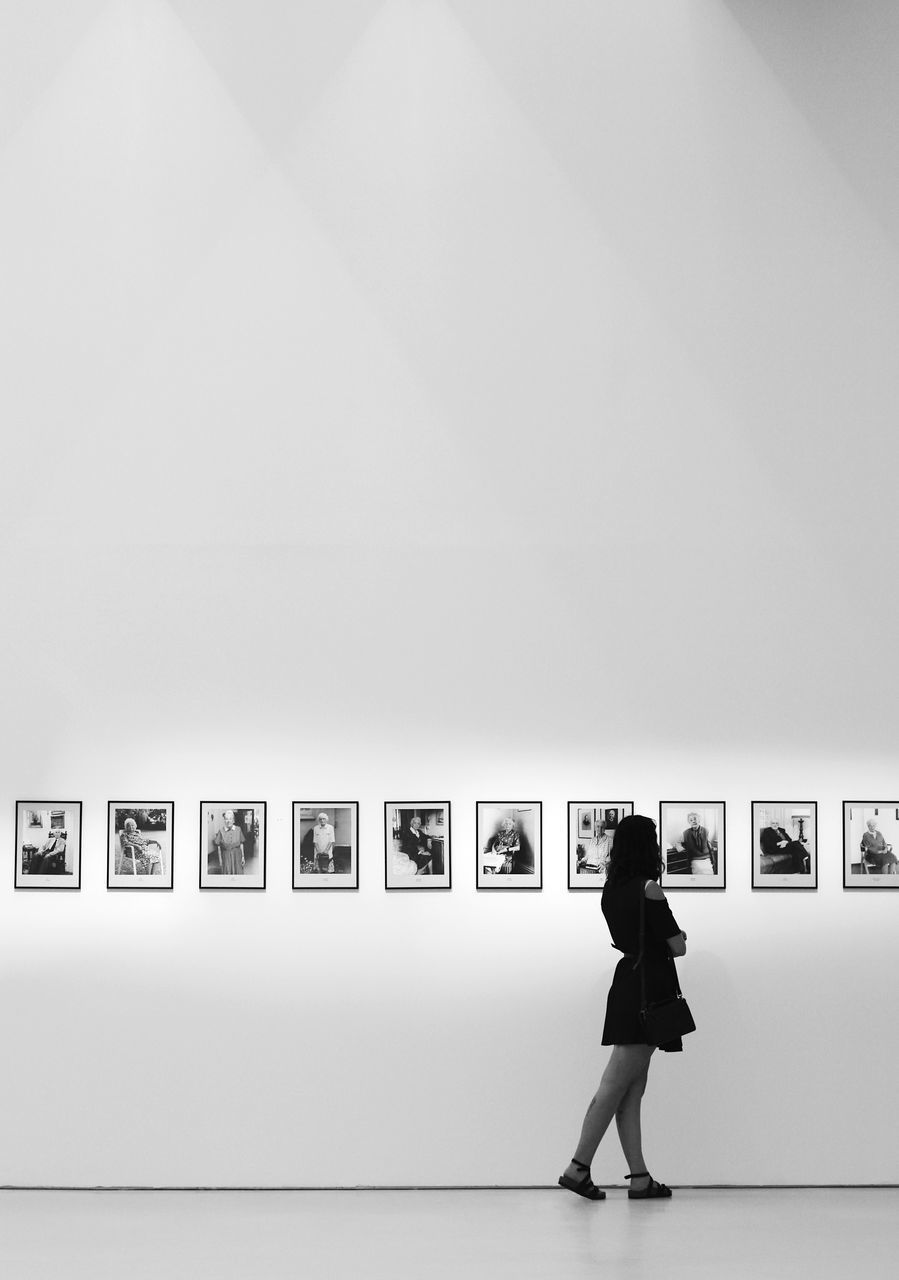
[312,811,336,872]
[759,813,809,875]
[26,829,68,875]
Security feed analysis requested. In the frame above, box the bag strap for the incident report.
[636,882,647,1013]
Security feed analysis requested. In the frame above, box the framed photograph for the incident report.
[199,802,266,890]
[108,803,174,889]
[476,803,542,889]
[568,802,634,889]
[293,803,359,889]
[15,801,82,889]
[659,802,726,889]
[843,803,899,888]
[384,803,451,889]
[751,802,817,889]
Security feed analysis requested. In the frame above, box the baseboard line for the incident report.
[1,1183,896,1192]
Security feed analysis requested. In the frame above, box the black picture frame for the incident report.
[567,801,634,889]
[659,801,726,890]
[843,802,899,889]
[199,801,267,890]
[384,802,452,889]
[15,801,82,890]
[476,802,542,890]
[107,801,175,890]
[293,802,360,890]
[751,801,817,890]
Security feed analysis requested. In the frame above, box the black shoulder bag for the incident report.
[636,887,696,1045]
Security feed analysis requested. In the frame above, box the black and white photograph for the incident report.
[384,803,451,889]
[659,802,726,889]
[15,801,82,889]
[568,802,634,889]
[200,802,266,890]
[843,803,899,888]
[293,803,359,889]
[752,802,817,889]
[107,802,174,889]
[476,803,542,889]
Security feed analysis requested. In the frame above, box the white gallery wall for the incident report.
[1,0,898,1186]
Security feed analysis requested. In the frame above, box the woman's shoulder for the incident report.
[643,879,666,901]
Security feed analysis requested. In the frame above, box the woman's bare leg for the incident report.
[563,1045,655,1182]
[615,1062,651,1190]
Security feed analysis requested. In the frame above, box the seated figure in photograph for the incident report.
[861,817,898,873]
[24,829,68,875]
[759,816,808,874]
[119,817,162,875]
[577,826,612,875]
[400,815,434,874]
[483,815,533,874]
[681,812,715,875]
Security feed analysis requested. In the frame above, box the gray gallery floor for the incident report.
[0,1187,896,1279]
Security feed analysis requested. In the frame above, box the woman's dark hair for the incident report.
[604,814,662,887]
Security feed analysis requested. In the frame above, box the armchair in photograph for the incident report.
[760,823,808,875]
[26,830,68,875]
[760,837,794,875]
[117,822,162,876]
[860,840,874,874]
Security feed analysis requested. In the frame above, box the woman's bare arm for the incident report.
[645,879,687,955]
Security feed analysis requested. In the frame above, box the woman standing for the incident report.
[214,810,245,875]
[559,814,689,1201]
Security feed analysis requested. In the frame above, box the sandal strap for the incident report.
[571,1158,591,1172]
[624,1172,650,1180]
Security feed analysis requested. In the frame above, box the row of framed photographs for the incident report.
[12,800,899,891]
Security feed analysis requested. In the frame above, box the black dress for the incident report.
[601,876,685,1053]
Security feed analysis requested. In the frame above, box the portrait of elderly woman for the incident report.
[476,803,542,888]
[384,804,451,890]
[659,802,726,889]
[200,802,267,890]
[861,818,898,872]
[107,804,173,889]
[844,804,899,888]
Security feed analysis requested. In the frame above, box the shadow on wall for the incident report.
[723,0,899,242]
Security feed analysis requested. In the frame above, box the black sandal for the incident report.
[625,1172,672,1199]
[559,1158,606,1201]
